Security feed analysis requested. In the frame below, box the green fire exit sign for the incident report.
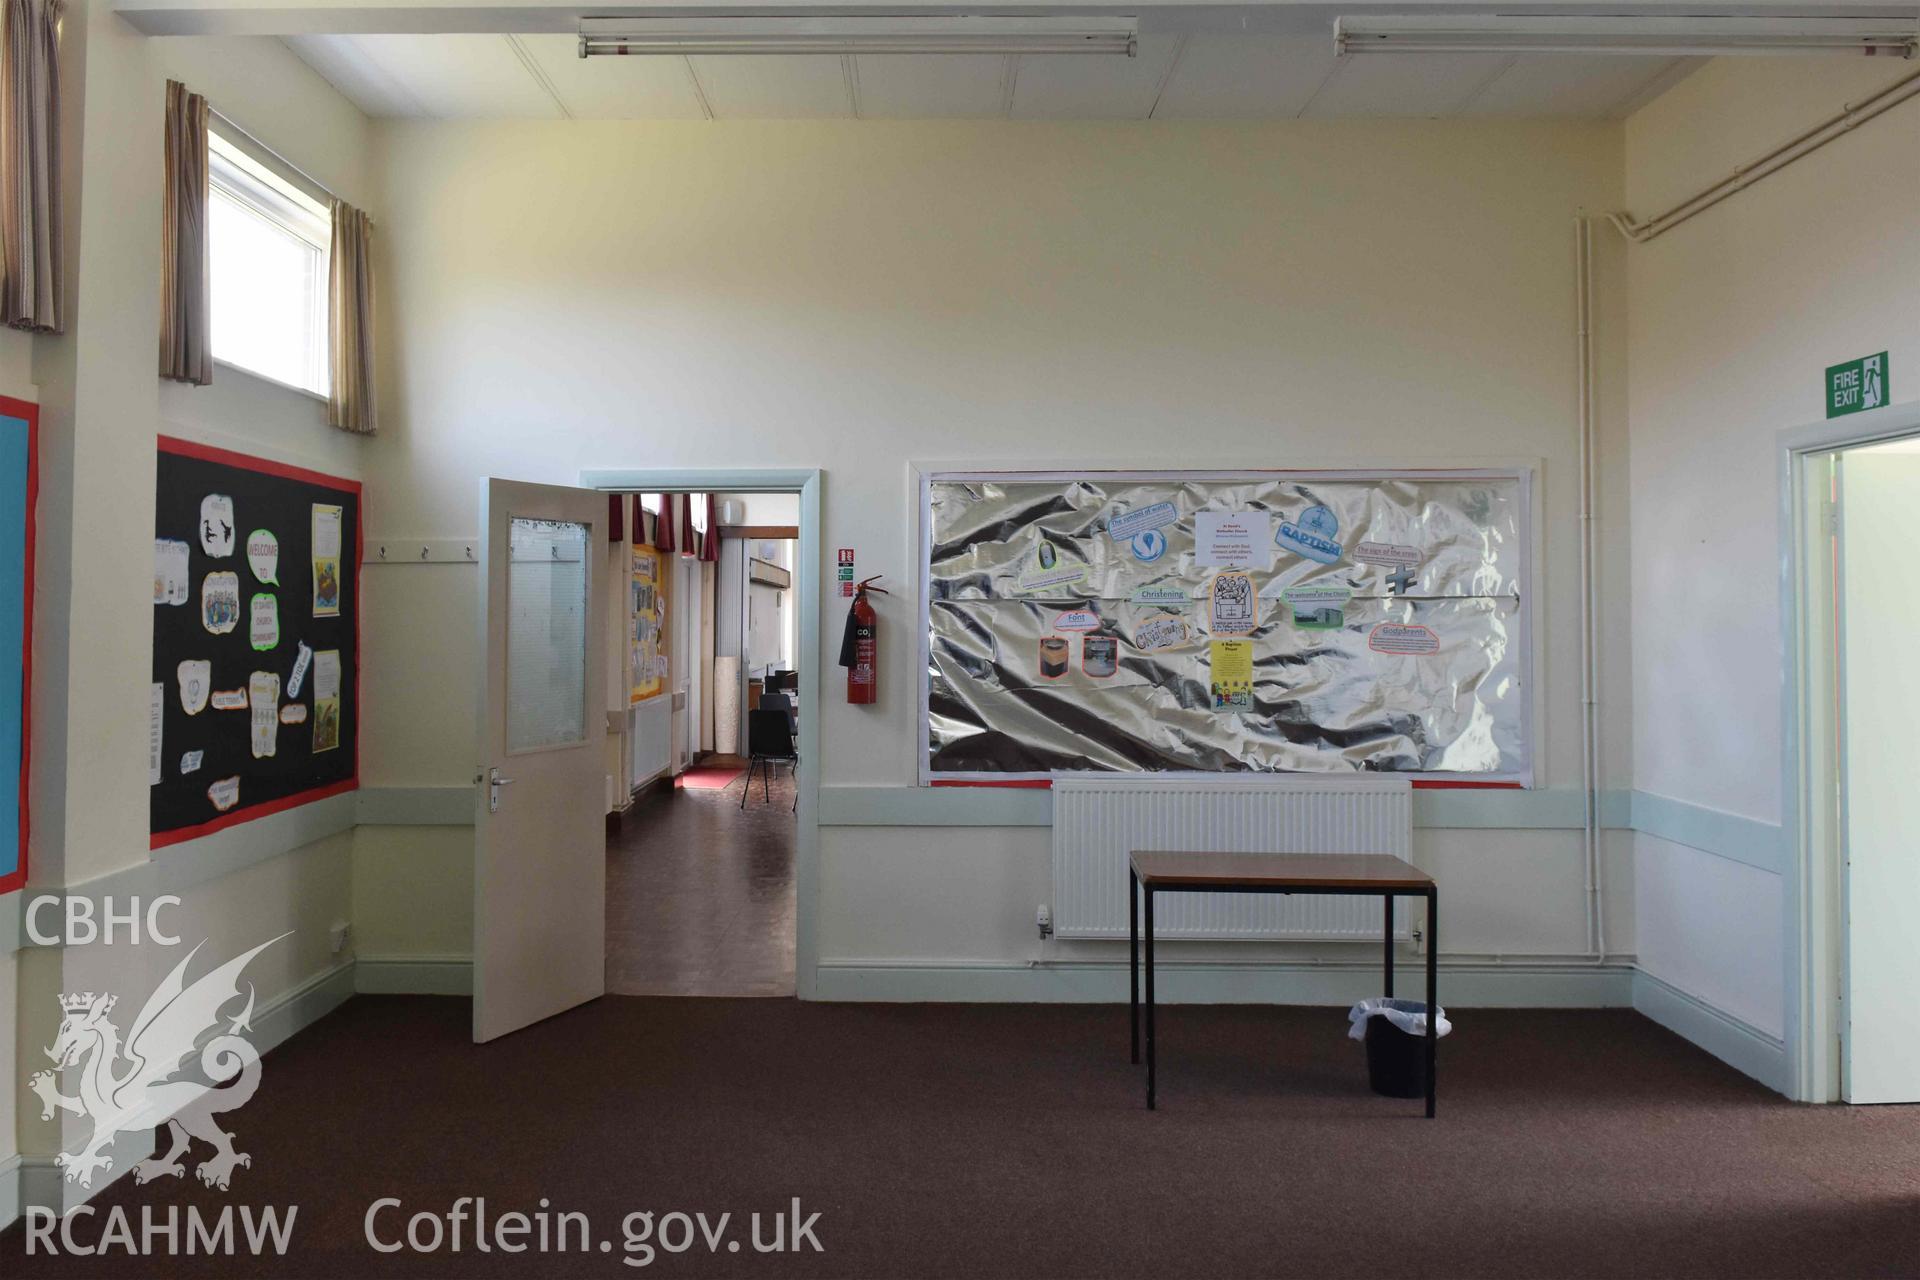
[1827,352,1889,418]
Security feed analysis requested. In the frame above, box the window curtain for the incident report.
[327,199,376,434]
[653,493,676,554]
[678,491,697,558]
[698,494,719,563]
[158,79,210,384]
[0,0,60,333]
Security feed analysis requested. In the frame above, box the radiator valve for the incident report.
[1036,904,1053,939]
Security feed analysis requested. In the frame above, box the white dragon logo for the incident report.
[28,935,284,1191]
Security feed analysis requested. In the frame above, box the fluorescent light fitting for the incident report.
[1333,15,1918,58]
[580,15,1138,57]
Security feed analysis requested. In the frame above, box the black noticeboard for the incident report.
[151,437,360,846]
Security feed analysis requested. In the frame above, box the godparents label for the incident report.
[1369,623,1439,655]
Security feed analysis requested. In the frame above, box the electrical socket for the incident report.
[329,920,351,955]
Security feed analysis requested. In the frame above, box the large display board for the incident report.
[151,437,360,845]
[0,398,35,894]
[920,470,1533,784]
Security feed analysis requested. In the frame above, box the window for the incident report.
[207,124,330,396]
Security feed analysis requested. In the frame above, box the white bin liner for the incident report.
[1348,997,1452,1041]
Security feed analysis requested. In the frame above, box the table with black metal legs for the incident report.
[1128,851,1438,1116]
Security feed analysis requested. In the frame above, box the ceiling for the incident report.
[285,31,1699,122]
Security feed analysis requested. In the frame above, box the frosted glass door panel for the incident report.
[507,517,589,752]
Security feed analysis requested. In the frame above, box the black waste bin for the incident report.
[1351,998,1448,1099]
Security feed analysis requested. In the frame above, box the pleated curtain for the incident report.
[327,199,376,434]
[653,494,676,555]
[158,80,211,383]
[699,494,719,563]
[0,0,61,333]
[678,491,697,557]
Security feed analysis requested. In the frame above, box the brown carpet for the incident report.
[7,996,1920,1278]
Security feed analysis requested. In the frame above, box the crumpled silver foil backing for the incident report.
[924,473,1530,781]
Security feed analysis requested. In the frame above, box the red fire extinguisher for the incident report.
[839,576,887,705]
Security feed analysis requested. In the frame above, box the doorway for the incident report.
[607,490,802,997]
[1786,408,1920,1102]
[471,469,821,1043]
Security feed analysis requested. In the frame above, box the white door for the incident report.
[474,479,608,1043]
[1839,448,1920,1101]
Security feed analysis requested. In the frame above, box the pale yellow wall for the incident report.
[1626,57,1918,820]
[352,827,474,958]
[1624,58,1920,1037]
[718,492,801,526]
[357,117,1633,971]
[10,18,374,1188]
[0,331,34,402]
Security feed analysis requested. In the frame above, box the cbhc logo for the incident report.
[25,895,183,946]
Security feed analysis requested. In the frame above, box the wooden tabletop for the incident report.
[1129,851,1433,890]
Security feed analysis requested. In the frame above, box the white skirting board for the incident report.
[1631,969,1790,1095]
[343,953,1633,1008]
[0,1155,20,1237]
[354,954,475,995]
[814,959,1633,1006]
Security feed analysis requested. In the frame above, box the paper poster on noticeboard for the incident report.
[631,545,663,704]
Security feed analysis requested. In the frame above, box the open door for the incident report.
[474,478,608,1043]
[1838,447,1920,1101]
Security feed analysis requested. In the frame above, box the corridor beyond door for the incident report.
[605,768,797,997]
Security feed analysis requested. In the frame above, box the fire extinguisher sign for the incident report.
[837,547,856,596]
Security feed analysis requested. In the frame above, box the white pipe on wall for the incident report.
[1575,215,1607,964]
[1609,66,1920,243]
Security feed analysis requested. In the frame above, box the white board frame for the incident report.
[916,466,1537,788]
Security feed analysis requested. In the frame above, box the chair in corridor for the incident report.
[742,708,798,812]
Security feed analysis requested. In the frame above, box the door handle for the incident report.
[488,767,516,814]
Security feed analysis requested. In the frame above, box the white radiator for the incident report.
[1051,775,1414,941]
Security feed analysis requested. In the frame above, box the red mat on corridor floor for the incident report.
[678,766,745,790]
